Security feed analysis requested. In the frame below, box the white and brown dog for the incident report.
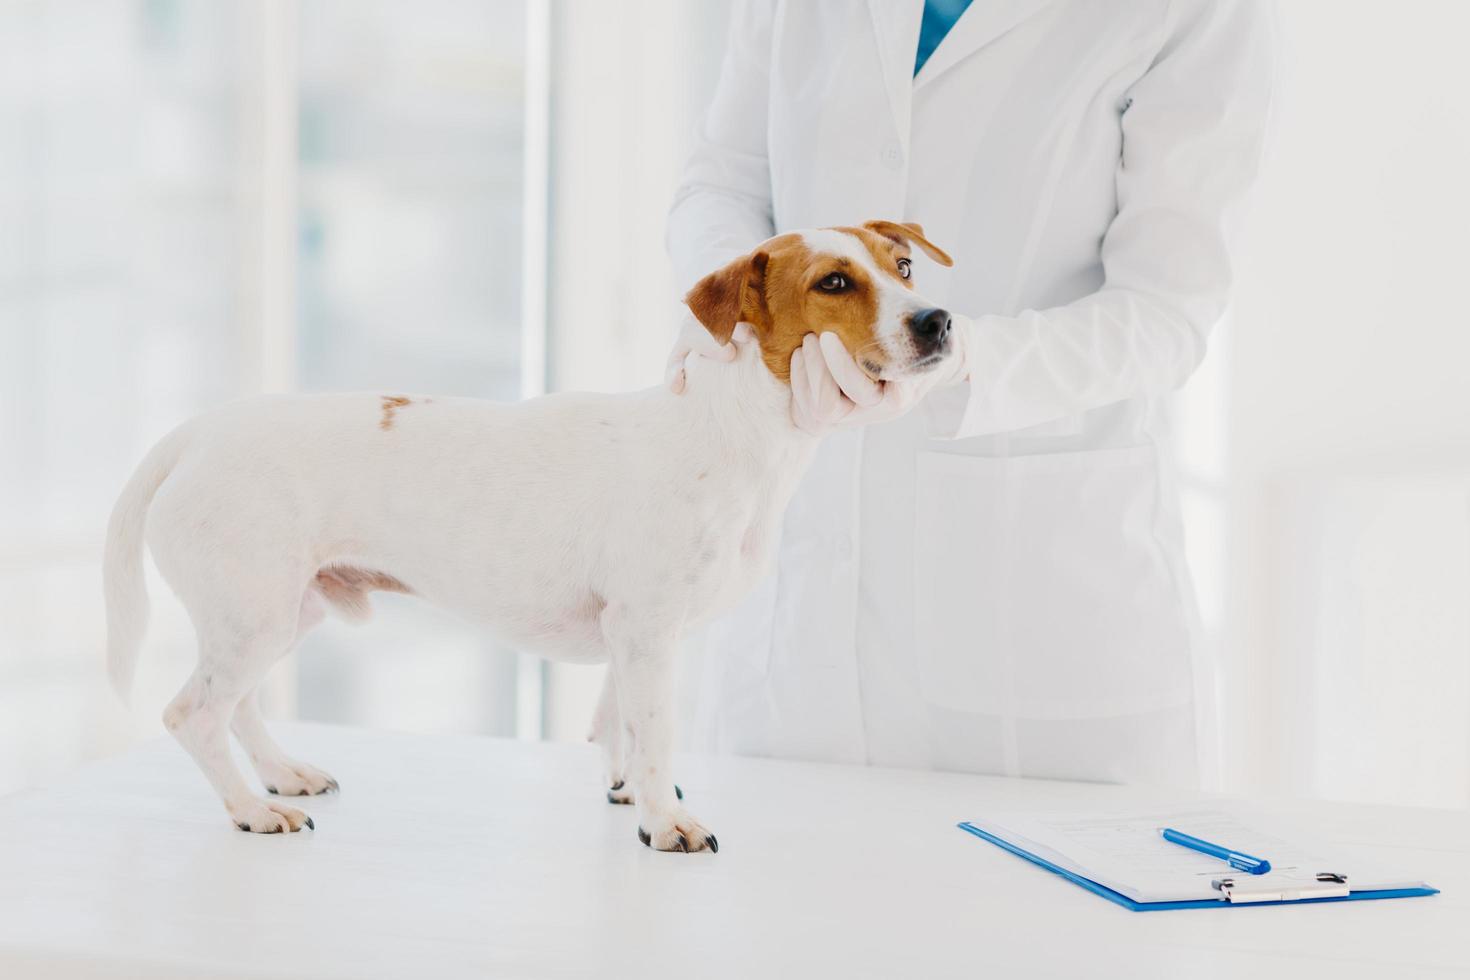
[104,220,954,851]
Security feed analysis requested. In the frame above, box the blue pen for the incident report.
[1160,828,1272,875]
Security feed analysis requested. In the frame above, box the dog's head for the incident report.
[684,220,955,382]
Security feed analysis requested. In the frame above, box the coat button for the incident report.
[880,139,905,171]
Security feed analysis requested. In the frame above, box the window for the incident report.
[0,0,546,794]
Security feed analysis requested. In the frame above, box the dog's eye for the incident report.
[816,273,848,292]
[897,258,912,280]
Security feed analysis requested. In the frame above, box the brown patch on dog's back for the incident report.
[379,395,412,430]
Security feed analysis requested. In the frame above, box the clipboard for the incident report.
[957,820,1440,912]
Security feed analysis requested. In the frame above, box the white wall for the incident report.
[1221,0,1470,805]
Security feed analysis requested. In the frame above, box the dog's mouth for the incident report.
[906,352,947,373]
[877,350,949,380]
[856,342,951,382]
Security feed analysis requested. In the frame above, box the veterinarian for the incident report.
[665,0,1274,786]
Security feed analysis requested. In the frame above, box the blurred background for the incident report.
[1,0,1466,812]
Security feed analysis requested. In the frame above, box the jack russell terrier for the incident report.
[104,220,955,851]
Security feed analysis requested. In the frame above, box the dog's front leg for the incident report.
[589,669,687,807]
[601,600,716,853]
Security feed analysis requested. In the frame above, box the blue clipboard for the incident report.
[957,821,1439,911]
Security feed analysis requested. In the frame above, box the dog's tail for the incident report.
[104,424,190,702]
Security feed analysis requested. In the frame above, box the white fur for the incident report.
[103,330,814,847]
[102,227,950,849]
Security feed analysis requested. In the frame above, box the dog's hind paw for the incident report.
[637,809,716,854]
[606,781,682,805]
[229,798,314,834]
[259,760,339,797]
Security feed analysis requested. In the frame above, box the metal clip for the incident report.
[1213,872,1350,904]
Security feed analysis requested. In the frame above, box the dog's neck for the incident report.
[677,338,817,468]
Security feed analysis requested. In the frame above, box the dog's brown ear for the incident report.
[863,219,954,268]
[684,250,769,344]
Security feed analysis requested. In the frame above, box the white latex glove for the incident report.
[664,310,755,394]
[789,331,967,436]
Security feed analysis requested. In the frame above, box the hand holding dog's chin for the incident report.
[788,332,926,436]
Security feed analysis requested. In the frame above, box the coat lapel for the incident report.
[864,0,924,139]
[913,0,1058,90]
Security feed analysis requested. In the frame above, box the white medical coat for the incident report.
[666,0,1274,785]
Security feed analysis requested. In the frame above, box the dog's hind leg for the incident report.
[231,588,339,797]
[164,608,314,834]
[233,690,339,797]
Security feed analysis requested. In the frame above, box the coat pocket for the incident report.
[913,445,1193,720]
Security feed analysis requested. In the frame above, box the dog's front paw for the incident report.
[229,798,315,834]
[259,760,339,797]
[606,781,682,805]
[637,809,717,853]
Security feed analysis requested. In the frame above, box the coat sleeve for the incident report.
[666,0,779,295]
[938,0,1276,439]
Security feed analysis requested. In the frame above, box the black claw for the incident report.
[326,779,340,792]
[265,824,282,834]
[638,827,651,847]
[304,816,315,830]
[265,786,278,795]
[606,789,624,804]
[677,834,689,853]
[609,780,625,791]
[674,784,683,800]
[236,821,250,832]
[705,835,719,853]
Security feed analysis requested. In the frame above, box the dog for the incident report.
[103,219,955,851]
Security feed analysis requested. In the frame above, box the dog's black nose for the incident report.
[910,307,952,345]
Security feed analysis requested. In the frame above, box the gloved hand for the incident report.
[664,310,756,395]
[789,330,968,436]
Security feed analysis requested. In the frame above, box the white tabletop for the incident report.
[2,723,1464,979]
